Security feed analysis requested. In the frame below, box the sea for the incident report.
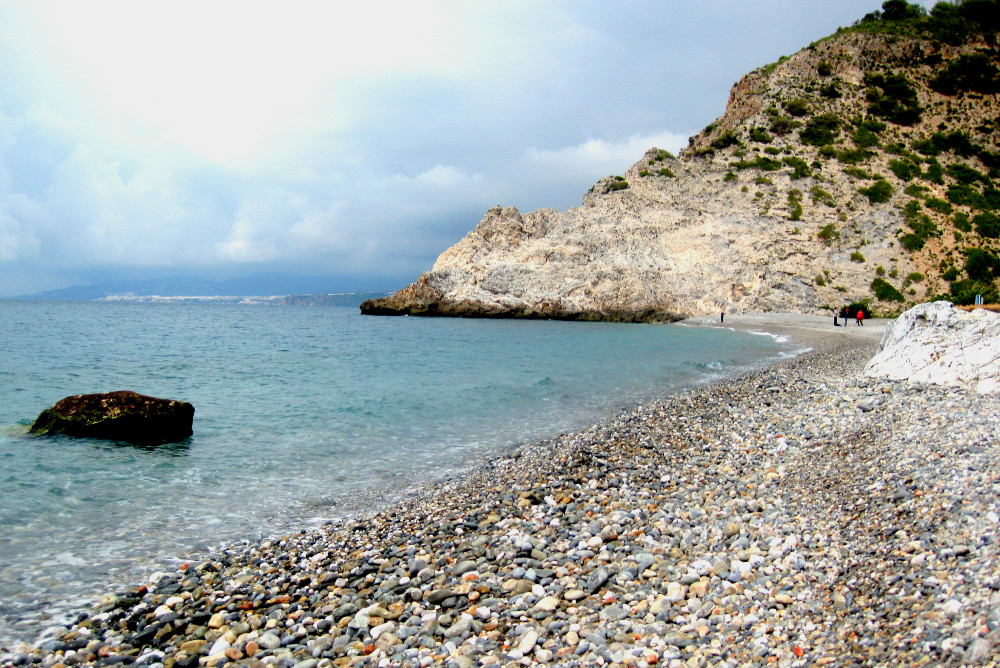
[0,299,802,648]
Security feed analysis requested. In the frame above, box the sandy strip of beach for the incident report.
[4,314,999,668]
[686,312,888,346]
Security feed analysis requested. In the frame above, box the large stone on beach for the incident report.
[864,302,1000,394]
[30,391,195,443]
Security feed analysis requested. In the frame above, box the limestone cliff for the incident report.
[364,5,1000,321]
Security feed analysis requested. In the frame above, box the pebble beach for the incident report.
[4,316,999,668]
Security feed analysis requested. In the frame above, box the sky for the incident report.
[0,0,933,296]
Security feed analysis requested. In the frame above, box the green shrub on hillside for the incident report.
[821,83,842,99]
[974,212,1000,237]
[711,130,740,150]
[889,159,919,180]
[838,148,873,164]
[984,187,1000,210]
[818,223,840,244]
[785,98,810,117]
[871,277,904,302]
[860,179,894,203]
[749,127,773,144]
[659,168,675,177]
[851,251,866,262]
[925,197,953,214]
[855,0,1000,47]
[783,156,811,179]
[954,211,973,231]
[844,166,875,179]
[865,73,922,125]
[923,159,945,184]
[947,163,989,186]
[947,184,989,210]
[787,189,803,221]
[800,113,842,146]
[733,156,783,171]
[899,233,925,251]
[761,55,790,76]
[810,186,835,206]
[913,131,979,159]
[768,114,800,136]
[857,117,888,133]
[907,214,940,238]
[852,126,881,149]
[903,198,941,246]
[965,247,1000,280]
[926,0,1000,45]
[605,176,629,193]
[817,61,833,76]
[930,53,1000,96]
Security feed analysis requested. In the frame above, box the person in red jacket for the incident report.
[856,309,864,326]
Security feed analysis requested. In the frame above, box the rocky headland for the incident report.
[363,5,1000,322]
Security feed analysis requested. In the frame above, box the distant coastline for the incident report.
[5,292,390,307]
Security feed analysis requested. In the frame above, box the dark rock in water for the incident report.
[29,391,194,444]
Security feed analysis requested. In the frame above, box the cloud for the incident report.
[523,130,691,184]
[0,204,40,262]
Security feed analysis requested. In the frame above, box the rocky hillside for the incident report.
[363,1,1000,322]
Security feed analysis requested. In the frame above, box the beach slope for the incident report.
[7,318,999,667]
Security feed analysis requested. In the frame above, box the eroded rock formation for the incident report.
[865,302,1000,394]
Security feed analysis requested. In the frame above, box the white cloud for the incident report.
[524,131,691,180]
[14,1,461,164]
[414,165,484,189]
[0,205,40,262]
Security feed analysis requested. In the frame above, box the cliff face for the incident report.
[364,10,1000,321]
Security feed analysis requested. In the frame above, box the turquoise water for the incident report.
[0,300,796,647]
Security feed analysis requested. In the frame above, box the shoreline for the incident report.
[684,312,889,347]
[4,319,999,667]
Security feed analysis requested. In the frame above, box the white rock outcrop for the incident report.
[864,302,1000,394]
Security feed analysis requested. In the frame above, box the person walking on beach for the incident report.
[833,308,840,327]
[856,309,864,326]
[721,311,724,324]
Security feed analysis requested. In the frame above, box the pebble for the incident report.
[4,339,999,667]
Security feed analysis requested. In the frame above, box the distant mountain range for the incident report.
[13,274,399,303]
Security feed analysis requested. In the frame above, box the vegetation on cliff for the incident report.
[688,0,1000,308]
